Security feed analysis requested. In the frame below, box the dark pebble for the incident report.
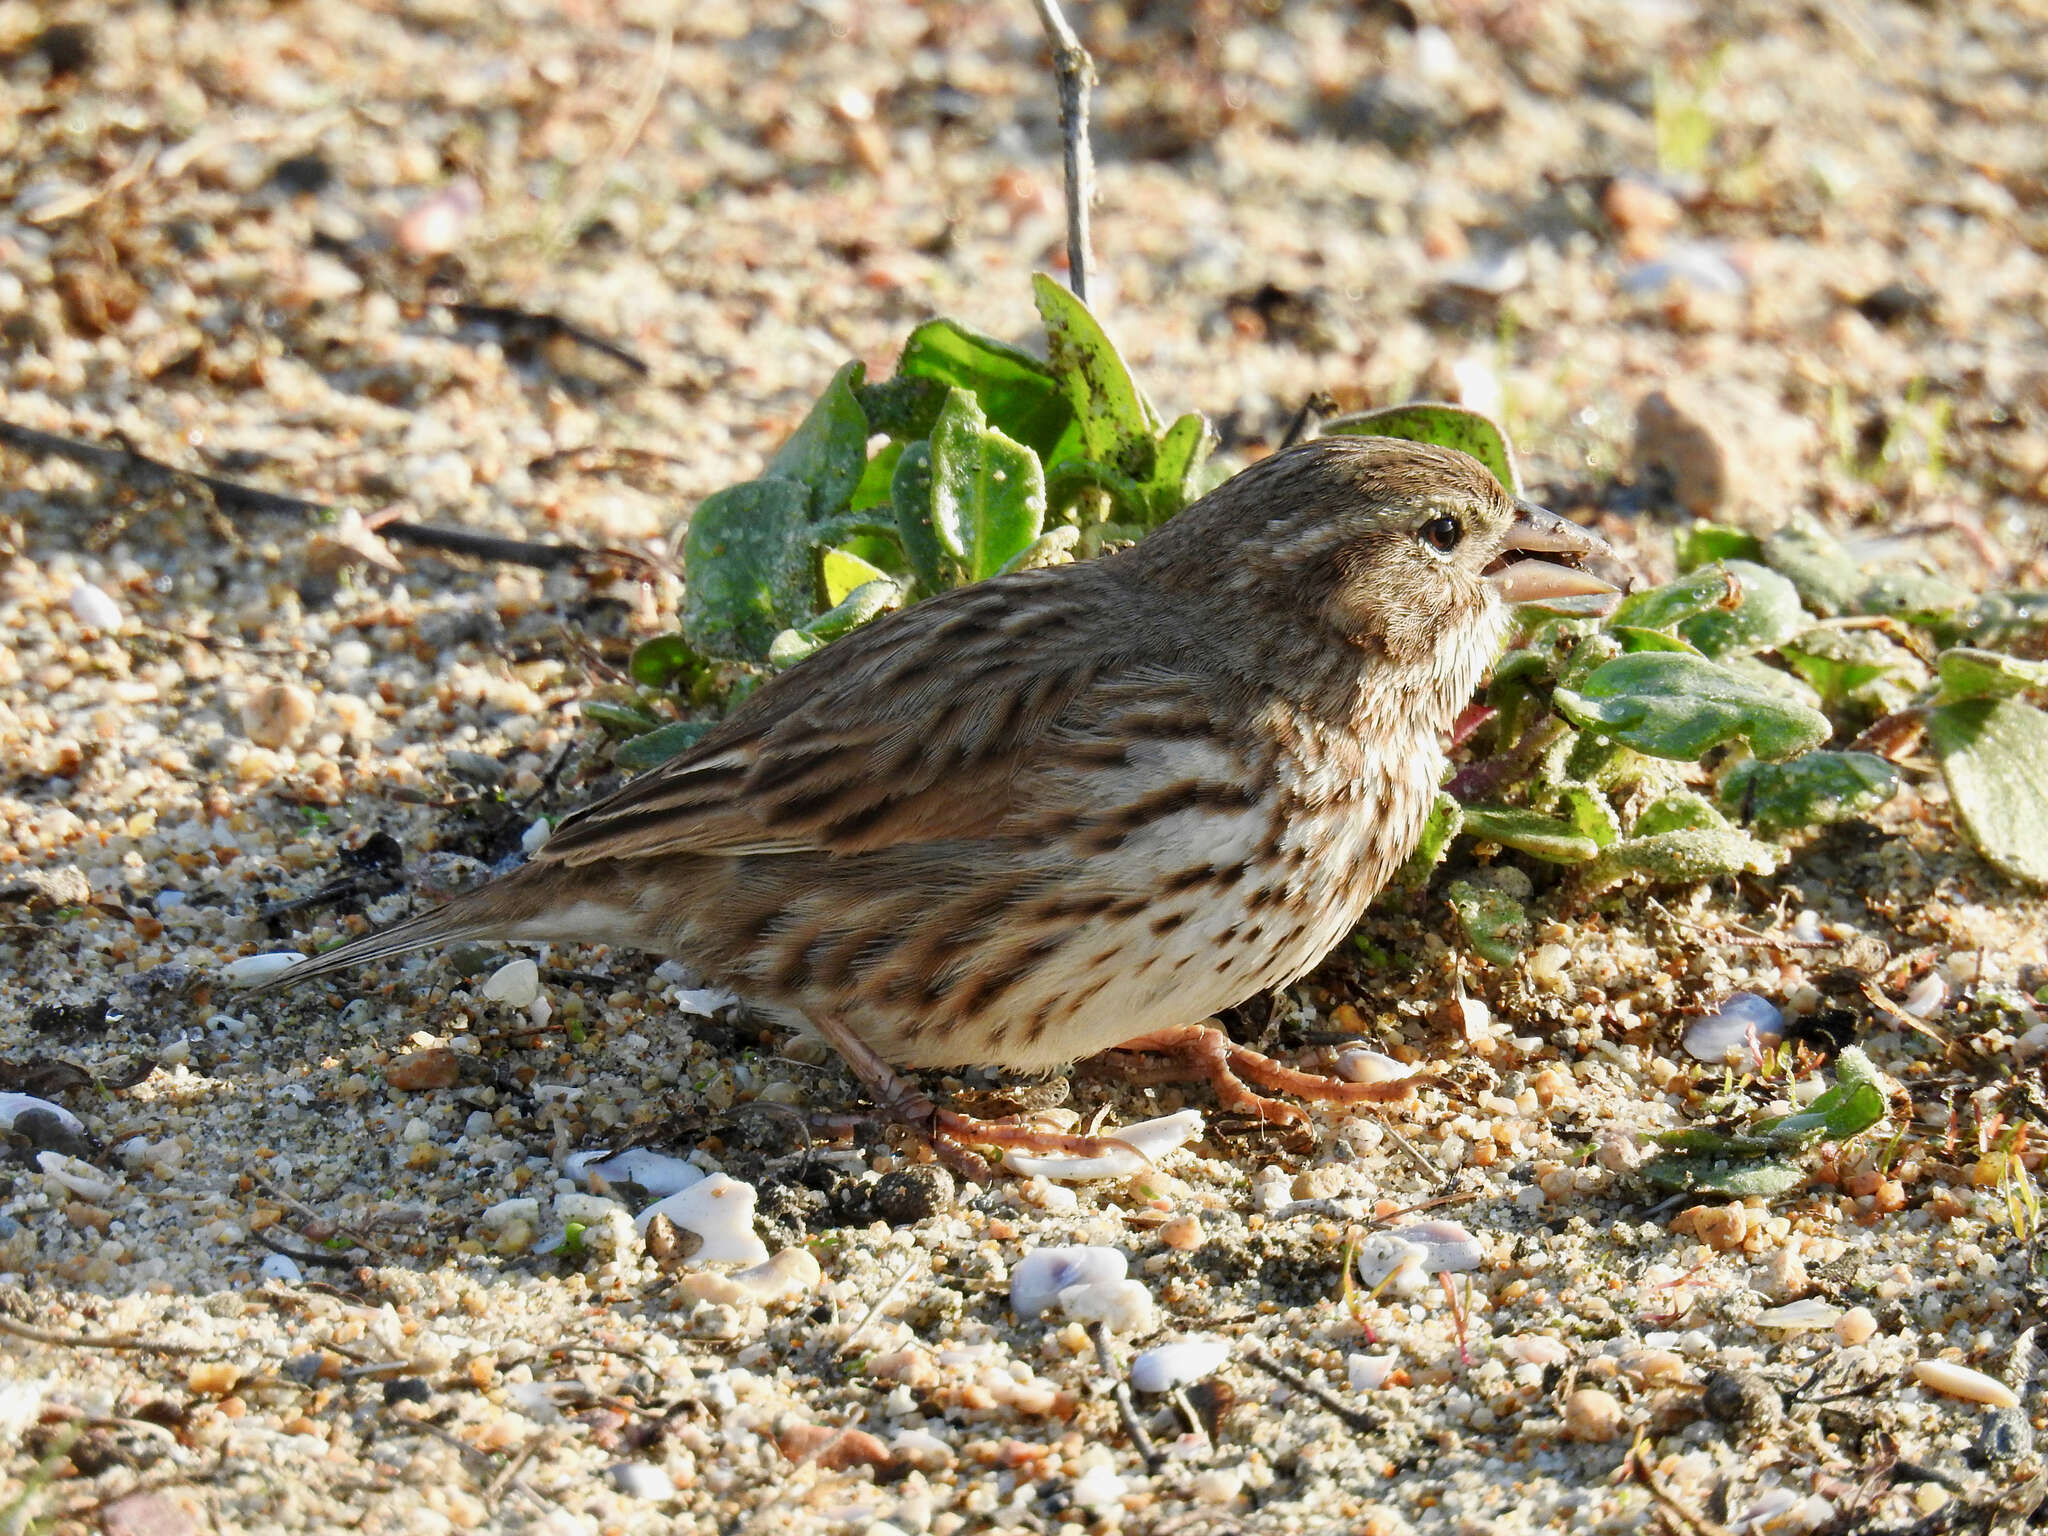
[382,1376,433,1406]
[1971,1403,2034,1467]
[1702,1368,1782,1438]
[871,1164,956,1225]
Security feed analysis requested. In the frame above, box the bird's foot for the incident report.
[1105,1023,1424,1124]
[805,1010,1139,1183]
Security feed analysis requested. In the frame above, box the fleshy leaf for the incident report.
[1553,653,1831,762]
[1758,520,1863,616]
[613,719,717,771]
[1319,403,1520,495]
[1539,783,1621,848]
[1032,272,1161,480]
[928,388,1047,582]
[1460,805,1599,863]
[803,576,904,642]
[1610,566,1735,632]
[1581,825,1784,889]
[822,547,891,606]
[628,633,702,690]
[1611,626,1702,655]
[1445,878,1528,964]
[1859,568,1969,616]
[1934,647,2048,705]
[898,319,1076,462]
[765,361,869,518]
[1397,791,1464,885]
[1928,697,2048,888]
[1632,791,1726,838]
[890,441,944,592]
[1148,411,1217,522]
[854,375,948,441]
[1676,522,1763,572]
[1720,751,1901,832]
[1677,561,1806,657]
[1777,626,1927,712]
[681,477,813,660]
[1641,1156,1808,1196]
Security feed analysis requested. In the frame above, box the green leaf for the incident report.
[804,576,905,641]
[1758,520,1863,616]
[1641,1156,1808,1196]
[1777,626,1927,712]
[1553,652,1831,762]
[581,698,663,733]
[1751,1048,1887,1146]
[854,375,948,441]
[1396,791,1463,885]
[1934,647,2048,705]
[681,477,814,660]
[1928,697,2048,888]
[1460,804,1599,863]
[1720,751,1901,833]
[613,719,717,771]
[1676,561,1806,658]
[1032,272,1161,481]
[898,318,1076,463]
[1446,878,1529,965]
[1538,783,1621,848]
[822,547,891,606]
[765,361,869,518]
[1319,403,1520,495]
[996,524,1082,576]
[1146,412,1218,522]
[1581,825,1784,889]
[929,388,1048,581]
[1676,522,1763,572]
[1611,566,1738,632]
[890,441,944,591]
[1632,791,1726,838]
[628,633,702,690]
[1859,568,1970,616]
[849,438,906,513]
[1916,591,2048,648]
[1611,626,1703,655]
[1045,457,1151,523]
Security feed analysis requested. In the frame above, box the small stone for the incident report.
[565,1147,705,1198]
[1010,1246,1126,1319]
[1912,1359,2020,1408]
[609,1462,675,1500]
[1348,1353,1398,1390]
[1702,1369,1782,1437]
[1834,1306,1878,1347]
[778,1423,894,1472]
[1682,992,1786,1063]
[480,958,540,1007]
[1058,1277,1156,1334]
[1972,1404,2034,1466]
[1564,1387,1624,1442]
[259,1252,303,1285]
[68,582,123,632]
[241,682,316,749]
[871,1164,956,1224]
[220,952,307,987]
[1756,1299,1840,1332]
[633,1173,769,1267]
[1159,1214,1205,1251]
[1130,1337,1231,1393]
[385,1048,461,1091]
[1602,175,1682,254]
[186,1362,242,1396]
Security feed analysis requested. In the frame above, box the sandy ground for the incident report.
[4,2,2048,1532]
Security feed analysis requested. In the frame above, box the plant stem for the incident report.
[1030,0,1096,305]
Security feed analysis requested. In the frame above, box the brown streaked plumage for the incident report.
[263,436,1613,1166]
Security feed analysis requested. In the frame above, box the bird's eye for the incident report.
[1418,515,1463,554]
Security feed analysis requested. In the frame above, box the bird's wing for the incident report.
[537,569,1206,867]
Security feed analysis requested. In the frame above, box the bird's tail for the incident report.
[250,863,578,995]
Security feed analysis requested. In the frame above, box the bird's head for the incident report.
[1128,435,1616,683]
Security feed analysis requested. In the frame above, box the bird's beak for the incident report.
[1485,500,1620,612]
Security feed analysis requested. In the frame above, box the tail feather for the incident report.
[251,865,582,994]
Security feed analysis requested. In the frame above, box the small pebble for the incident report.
[1972,1404,2034,1466]
[1058,1277,1156,1334]
[1348,1353,1398,1391]
[259,1252,303,1284]
[1900,973,1947,1018]
[1130,1337,1231,1394]
[1834,1306,1877,1347]
[1756,1299,1840,1331]
[221,953,307,987]
[608,1462,675,1501]
[1335,1049,1412,1085]
[565,1147,705,1198]
[37,1151,118,1203]
[385,1048,461,1091]
[68,582,123,631]
[1159,1214,1205,1251]
[1564,1387,1624,1443]
[1002,1109,1203,1182]
[871,1164,956,1224]
[1702,1369,1783,1437]
[480,958,540,1007]
[241,682,316,749]
[1009,1245,1126,1318]
[1912,1359,2019,1408]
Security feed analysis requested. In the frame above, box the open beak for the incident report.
[1485,499,1620,612]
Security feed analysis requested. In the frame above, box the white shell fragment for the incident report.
[68,582,123,631]
[632,1172,769,1267]
[1912,1359,2019,1409]
[1348,1353,1398,1391]
[565,1147,706,1198]
[1058,1277,1156,1335]
[1002,1110,1205,1182]
[260,1252,304,1284]
[480,958,540,1007]
[1353,1233,1430,1295]
[37,1151,119,1203]
[1335,1049,1413,1086]
[1010,1245,1126,1318]
[0,1093,86,1140]
[1900,973,1947,1018]
[1397,1220,1487,1273]
[669,986,740,1018]
[1131,1337,1231,1394]
[221,952,307,987]
[1683,992,1786,1063]
[1755,1299,1842,1331]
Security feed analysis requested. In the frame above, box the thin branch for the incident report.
[1030,0,1097,304]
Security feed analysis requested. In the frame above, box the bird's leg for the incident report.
[1105,1022,1423,1124]
[804,1011,1146,1176]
